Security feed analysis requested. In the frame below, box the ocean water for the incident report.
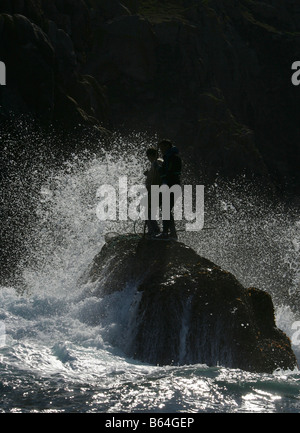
[1,133,300,413]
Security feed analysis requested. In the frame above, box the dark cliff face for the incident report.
[0,1,299,283]
[86,235,297,373]
[0,0,300,193]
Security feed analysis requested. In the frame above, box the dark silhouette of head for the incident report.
[158,139,173,155]
[146,148,158,162]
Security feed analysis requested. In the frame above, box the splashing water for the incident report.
[1,131,300,413]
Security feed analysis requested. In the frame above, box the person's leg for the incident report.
[169,214,177,239]
[162,218,170,234]
[147,219,160,235]
[162,192,175,235]
[147,196,160,235]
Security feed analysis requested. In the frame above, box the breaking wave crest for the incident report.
[1,129,300,412]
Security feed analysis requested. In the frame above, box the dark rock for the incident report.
[86,0,299,194]
[0,0,45,27]
[121,0,138,15]
[0,0,299,194]
[187,90,271,182]
[41,0,91,52]
[0,13,55,122]
[86,234,297,373]
[93,15,157,83]
[88,0,131,21]
[0,8,109,129]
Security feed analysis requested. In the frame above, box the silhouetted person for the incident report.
[144,148,162,237]
[155,139,182,240]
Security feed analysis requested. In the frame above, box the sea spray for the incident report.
[178,296,193,365]
[10,131,300,353]
[1,130,300,412]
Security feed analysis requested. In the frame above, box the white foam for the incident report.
[2,132,299,386]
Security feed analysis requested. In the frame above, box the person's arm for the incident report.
[172,156,182,176]
[168,155,181,176]
[159,163,167,185]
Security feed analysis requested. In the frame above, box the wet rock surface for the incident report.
[87,234,297,373]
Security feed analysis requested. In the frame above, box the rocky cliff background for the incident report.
[1,0,300,191]
[0,0,300,281]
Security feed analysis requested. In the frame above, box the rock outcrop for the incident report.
[0,4,109,131]
[86,234,297,373]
